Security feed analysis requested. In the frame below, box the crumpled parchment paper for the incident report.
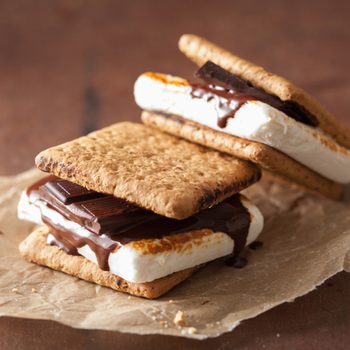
[0,169,349,339]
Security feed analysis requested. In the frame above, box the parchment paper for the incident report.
[0,169,349,339]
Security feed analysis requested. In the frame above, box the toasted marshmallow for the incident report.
[134,73,350,184]
[18,191,263,283]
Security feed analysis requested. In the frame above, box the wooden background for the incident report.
[0,0,349,349]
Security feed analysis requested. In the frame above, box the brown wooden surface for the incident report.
[0,1,349,349]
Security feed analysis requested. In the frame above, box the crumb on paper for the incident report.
[11,288,18,293]
[187,327,197,334]
[181,327,197,335]
[31,288,37,293]
[173,310,186,326]
[168,299,174,303]
[159,320,169,328]
[128,296,132,300]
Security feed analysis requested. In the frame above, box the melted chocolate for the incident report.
[190,84,248,128]
[225,256,248,268]
[44,218,118,270]
[28,177,251,271]
[193,61,319,128]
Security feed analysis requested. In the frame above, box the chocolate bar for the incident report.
[38,178,143,234]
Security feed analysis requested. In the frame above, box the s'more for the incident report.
[135,34,350,200]
[18,122,263,299]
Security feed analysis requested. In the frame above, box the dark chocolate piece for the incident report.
[44,180,102,204]
[28,177,252,271]
[39,182,144,234]
[194,61,319,128]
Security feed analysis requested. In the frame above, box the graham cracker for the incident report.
[35,122,260,219]
[141,111,343,200]
[179,34,350,149]
[19,227,202,299]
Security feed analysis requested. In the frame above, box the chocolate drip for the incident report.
[190,84,249,128]
[28,177,252,271]
[225,256,248,268]
[44,218,118,270]
[248,240,264,250]
[194,61,319,128]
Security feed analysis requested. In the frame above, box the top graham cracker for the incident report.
[35,122,260,219]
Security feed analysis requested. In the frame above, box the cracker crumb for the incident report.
[168,299,174,303]
[151,316,157,321]
[187,327,197,334]
[181,327,197,335]
[11,288,18,293]
[128,296,132,300]
[31,288,37,293]
[174,310,186,326]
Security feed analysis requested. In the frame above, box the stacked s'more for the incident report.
[135,34,350,199]
[18,122,263,298]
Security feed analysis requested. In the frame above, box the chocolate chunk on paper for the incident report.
[0,169,349,339]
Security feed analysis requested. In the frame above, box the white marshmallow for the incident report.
[134,73,350,184]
